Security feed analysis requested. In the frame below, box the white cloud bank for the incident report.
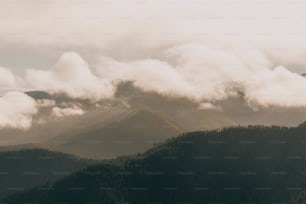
[0,90,86,129]
[3,46,306,129]
[0,92,37,129]
[95,44,306,108]
[0,67,17,88]
[245,66,306,107]
[3,0,306,128]
[25,52,113,100]
[51,106,84,118]
[10,45,306,109]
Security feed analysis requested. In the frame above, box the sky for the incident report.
[1,0,306,72]
[2,0,306,129]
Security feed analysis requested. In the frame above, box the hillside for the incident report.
[3,88,306,161]
[5,125,306,203]
[49,110,185,159]
[0,149,93,200]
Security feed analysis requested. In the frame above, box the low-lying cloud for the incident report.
[2,43,306,129]
[2,0,306,130]
[51,106,84,118]
[25,52,114,100]
[0,92,37,129]
[0,67,17,88]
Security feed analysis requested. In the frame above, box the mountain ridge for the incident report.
[5,124,306,203]
[0,148,94,200]
[48,109,184,159]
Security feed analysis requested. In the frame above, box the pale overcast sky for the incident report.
[1,0,306,73]
[3,0,306,128]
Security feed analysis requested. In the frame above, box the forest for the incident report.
[4,124,306,203]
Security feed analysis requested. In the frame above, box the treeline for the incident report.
[5,125,306,203]
[0,149,92,200]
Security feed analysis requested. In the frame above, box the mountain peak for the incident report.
[113,109,185,132]
[49,109,184,159]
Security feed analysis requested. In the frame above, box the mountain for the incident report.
[48,110,185,159]
[3,86,306,160]
[5,124,306,203]
[0,106,136,148]
[0,149,93,200]
[25,90,93,106]
[25,91,53,100]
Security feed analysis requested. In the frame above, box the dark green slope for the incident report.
[0,149,93,200]
[5,125,306,203]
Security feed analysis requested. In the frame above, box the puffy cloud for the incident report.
[25,52,114,100]
[36,99,56,108]
[95,44,273,101]
[4,0,306,130]
[245,66,306,107]
[51,106,84,118]
[97,57,192,97]
[0,92,37,129]
[0,67,21,95]
[163,44,271,100]
[95,44,306,108]
[198,102,220,110]
[5,45,306,111]
[161,44,306,108]
[0,67,16,87]
[3,45,306,131]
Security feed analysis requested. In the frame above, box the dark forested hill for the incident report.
[5,125,306,203]
[0,149,93,200]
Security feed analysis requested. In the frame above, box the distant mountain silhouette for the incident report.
[25,90,94,107]
[25,91,53,100]
[1,86,306,161]
[6,124,306,203]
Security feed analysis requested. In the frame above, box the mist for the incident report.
[1,0,306,129]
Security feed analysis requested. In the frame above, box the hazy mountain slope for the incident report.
[114,82,306,129]
[3,87,306,160]
[49,110,185,159]
[0,149,93,200]
[0,107,134,146]
[6,124,306,203]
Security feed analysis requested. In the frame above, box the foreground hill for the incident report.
[0,149,93,200]
[5,125,306,203]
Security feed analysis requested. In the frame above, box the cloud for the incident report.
[198,102,220,110]
[3,0,306,71]
[94,43,306,108]
[0,67,21,95]
[94,44,272,101]
[36,99,56,108]
[162,44,306,108]
[0,67,17,87]
[16,45,306,110]
[25,52,114,101]
[2,46,306,129]
[97,57,192,97]
[51,106,84,118]
[163,44,272,100]
[245,66,306,107]
[0,92,37,129]
[4,0,306,130]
